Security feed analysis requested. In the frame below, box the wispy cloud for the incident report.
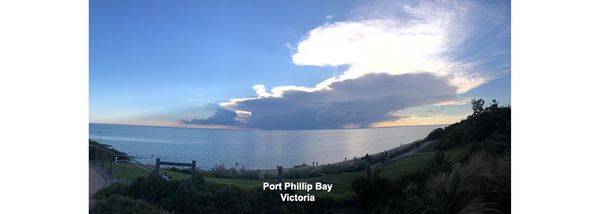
[291,0,509,93]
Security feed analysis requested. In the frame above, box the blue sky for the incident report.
[90,0,510,129]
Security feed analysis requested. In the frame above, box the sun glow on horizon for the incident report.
[370,114,467,128]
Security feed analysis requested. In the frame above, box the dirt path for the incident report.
[89,166,107,207]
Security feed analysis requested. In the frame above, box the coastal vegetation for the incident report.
[351,99,510,213]
[91,99,510,213]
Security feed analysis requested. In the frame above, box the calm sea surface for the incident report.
[89,123,444,169]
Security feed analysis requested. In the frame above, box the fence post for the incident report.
[191,160,196,174]
[277,166,283,183]
[113,156,117,178]
[366,161,372,182]
[155,158,160,174]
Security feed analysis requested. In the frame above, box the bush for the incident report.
[206,164,264,179]
[352,152,510,213]
[128,174,172,204]
[94,183,129,200]
[425,128,445,141]
[93,173,341,213]
[91,194,168,214]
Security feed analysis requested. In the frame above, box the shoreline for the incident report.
[116,138,436,173]
[92,133,439,176]
[90,124,446,171]
[258,139,435,174]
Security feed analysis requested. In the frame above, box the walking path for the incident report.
[89,166,107,207]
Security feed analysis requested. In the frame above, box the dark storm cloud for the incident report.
[181,109,240,126]
[226,73,459,130]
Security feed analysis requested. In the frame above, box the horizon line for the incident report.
[89,122,451,131]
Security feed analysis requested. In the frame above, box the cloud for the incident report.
[180,109,241,126]
[291,0,509,93]
[211,0,510,129]
[221,73,458,129]
[432,98,471,106]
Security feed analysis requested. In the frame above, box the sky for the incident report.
[90,0,511,130]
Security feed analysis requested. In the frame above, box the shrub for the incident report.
[425,128,445,141]
[91,194,168,214]
[94,182,129,200]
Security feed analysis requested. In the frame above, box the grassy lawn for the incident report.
[115,162,191,181]
[115,162,151,181]
[160,168,192,180]
[377,153,434,178]
[114,147,469,201]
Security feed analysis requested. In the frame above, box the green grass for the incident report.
[160,168,192,180]
[115,162,191,181]
[420,140,440,152]
[377,153,434,178]
[113,148,469,201]
[417,140,470,160]
[115,162,151,181]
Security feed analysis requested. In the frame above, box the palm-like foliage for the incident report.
[422,152,499,214]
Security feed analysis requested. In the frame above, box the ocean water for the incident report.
[89,123,444,170]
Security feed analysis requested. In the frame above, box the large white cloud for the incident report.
[214,0,510,129]
[290,0,506,94]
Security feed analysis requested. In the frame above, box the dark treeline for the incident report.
[351,99,510,213]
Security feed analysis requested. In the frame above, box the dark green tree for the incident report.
[471,98,485,115]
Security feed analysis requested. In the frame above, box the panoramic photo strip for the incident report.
[89,0,510,213]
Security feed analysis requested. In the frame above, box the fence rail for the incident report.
[89,144,117,180]
[117,158,154,174]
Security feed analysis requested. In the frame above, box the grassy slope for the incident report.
[114,147,469,201]
[115,162,191,181]
[115,162,150,181]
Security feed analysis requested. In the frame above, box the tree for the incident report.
[471,98,485,115]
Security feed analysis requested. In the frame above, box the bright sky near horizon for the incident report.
[90,0,511,130]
